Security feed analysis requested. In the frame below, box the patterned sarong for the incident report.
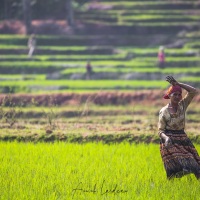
[160,129,200,179]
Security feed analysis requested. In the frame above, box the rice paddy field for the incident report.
[1,91,200,200]
[0,1,200,93]
[1,0,200,199]
[1,142,200,200]
[0,85,200,200]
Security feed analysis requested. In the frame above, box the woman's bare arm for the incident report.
[165,75,196,93]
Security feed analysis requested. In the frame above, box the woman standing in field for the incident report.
[28,34,36,58]
[157,46,165,69]
[158,75,200,179]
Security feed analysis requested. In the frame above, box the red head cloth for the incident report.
[163,85,182,99]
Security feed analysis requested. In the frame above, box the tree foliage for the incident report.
[0,0,92,20]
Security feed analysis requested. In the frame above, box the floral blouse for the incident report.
[158,91,197,135]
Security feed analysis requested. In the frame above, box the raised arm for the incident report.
[165,76,197,93]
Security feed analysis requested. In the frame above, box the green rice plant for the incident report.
[0,74,46,81]
[185,41,200,49]
[0,54,126,62]
[185,31,200,38]
[89,1,195,7]
[0,80,168,92]
[163,67,200,74]
[0,142,200,199]
[121,15,199,21]
[0,61,69,68]
[106,9,200,15]
[75,66,156,73]
[0,45,27,49]
[179,77,200,82]
[0,60,157,70]
[126,21,199,27]
[118,47,197,54]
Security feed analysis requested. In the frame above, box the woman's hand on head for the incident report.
[166,76,178,86]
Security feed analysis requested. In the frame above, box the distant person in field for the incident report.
[158,46,165,69]
[85,60,92,79]
[28,34,36,58]
[158,75,200,180]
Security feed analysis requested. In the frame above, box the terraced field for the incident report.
[1,2,200,198]
[0,0,200,93]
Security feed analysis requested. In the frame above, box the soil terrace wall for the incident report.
[0,90,200,106]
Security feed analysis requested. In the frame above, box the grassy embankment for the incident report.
[1,101,200,143]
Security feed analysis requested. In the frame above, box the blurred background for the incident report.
[0,0,200,140]
[0,0,200,94]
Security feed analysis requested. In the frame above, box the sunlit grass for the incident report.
[61,66,200,74]
[0,54,126,61]
[0,142,200,200]
[0,80,168,89]
[0,57,199,69]
[0,74,46,80]
[179,76,200,82]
